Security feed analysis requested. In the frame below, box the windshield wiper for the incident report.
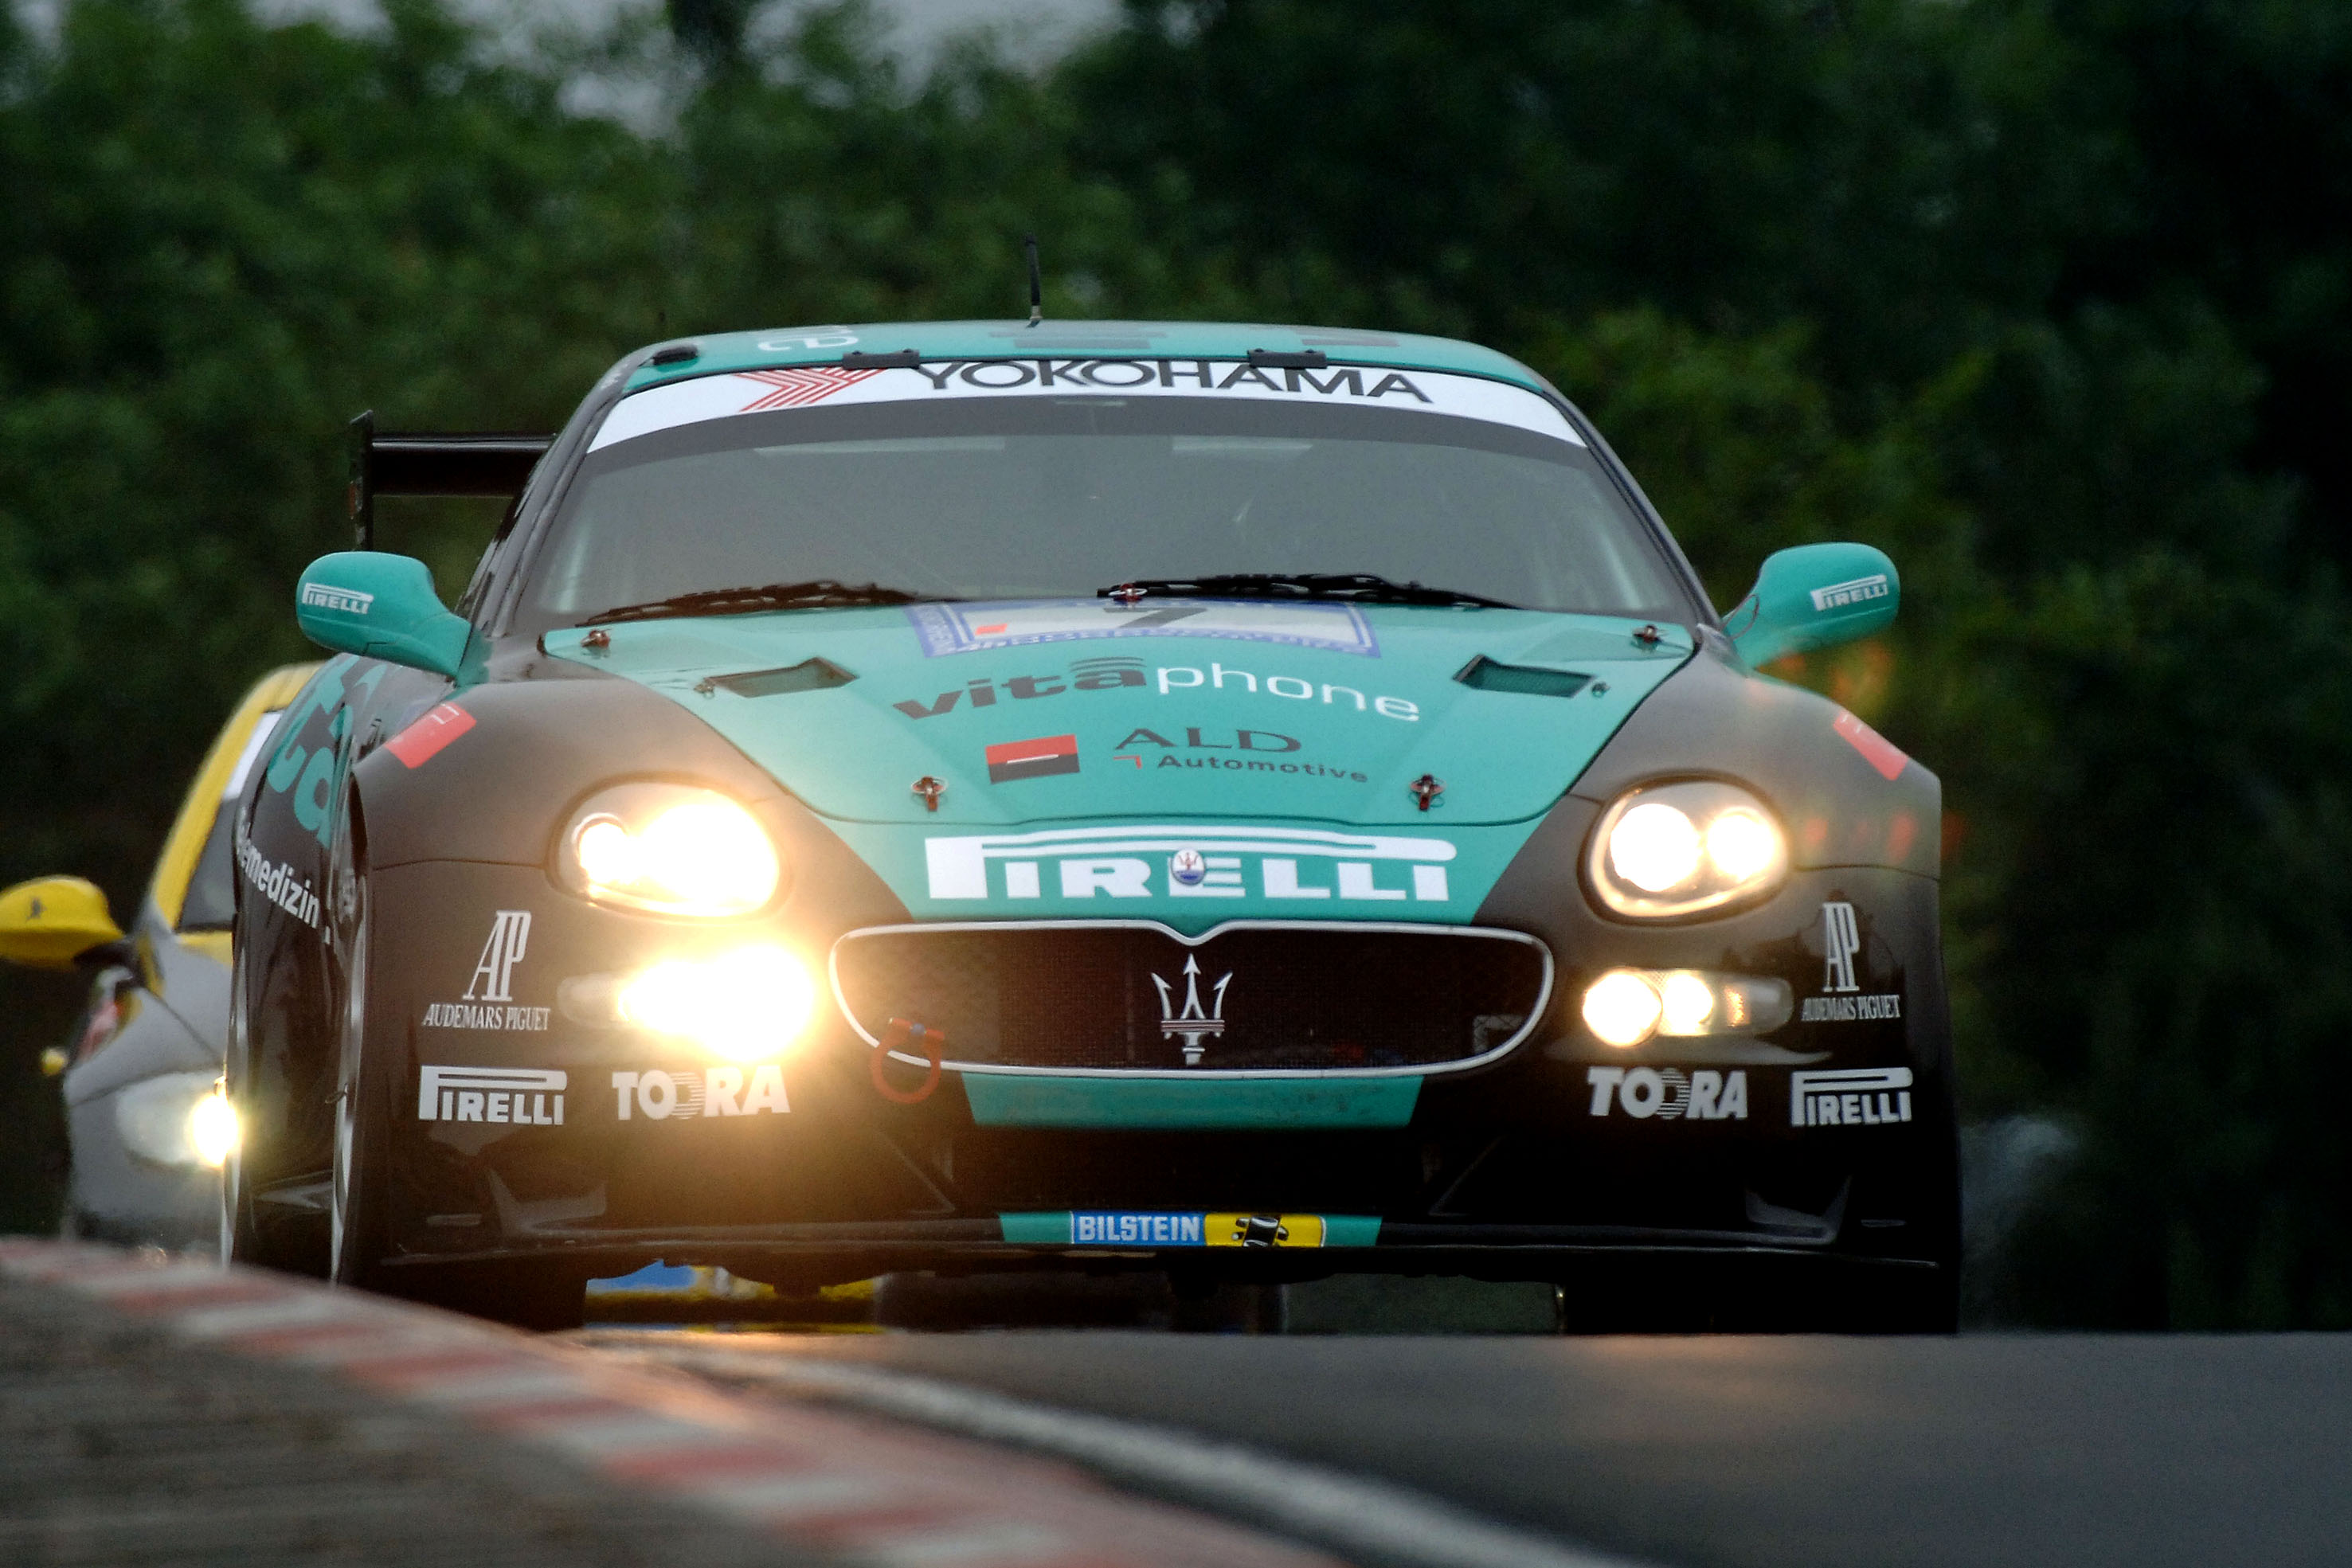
[1097,573,1516,609]
[583,580,941,627]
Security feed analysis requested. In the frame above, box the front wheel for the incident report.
[327,799,389,1292]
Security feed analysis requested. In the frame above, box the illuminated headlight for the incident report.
[557,783,782,917]
[563,946,818,1062]
[1580,970,1794,1047]
[115,1073,238,1167]
[1587,780,1788,919]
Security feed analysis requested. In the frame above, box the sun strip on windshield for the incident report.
[589,360,1587,453]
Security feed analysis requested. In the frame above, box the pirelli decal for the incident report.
[923,825,1455,904]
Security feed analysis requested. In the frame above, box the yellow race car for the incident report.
[0,663,319,1248]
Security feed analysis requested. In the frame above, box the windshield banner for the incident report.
[590,361,1584,453]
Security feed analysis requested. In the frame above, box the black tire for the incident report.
[327,797,392,1292]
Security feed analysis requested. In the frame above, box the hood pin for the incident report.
[582,628,611,651]
[1107,582,1147,605]
[912,776,947,812]
[1633,623,1661,647]
[1410,773,1445,812]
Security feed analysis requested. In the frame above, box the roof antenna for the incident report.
[1024,233,1043,328]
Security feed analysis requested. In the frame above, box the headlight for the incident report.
[1587,780,1787,918]
[557,783,782,917]
[1580,970,1794,1047]
[115,1072,237,1167]
[560,945,819,1062]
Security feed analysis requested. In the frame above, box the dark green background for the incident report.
[4,0,2346,1326]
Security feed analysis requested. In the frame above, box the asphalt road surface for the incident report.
[601,1324,2352,1568]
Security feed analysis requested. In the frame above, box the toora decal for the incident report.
[1586,1066,1750,1121]
[418,1066,565,1124]
[1151,954,1232,1066]
[1791,1067,1914,1128]
[612,1065,790,1120]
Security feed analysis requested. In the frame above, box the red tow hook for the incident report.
[872,1017,945,1104]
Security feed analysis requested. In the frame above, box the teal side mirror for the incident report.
[295,552,470,678]
[1723,542,1900,667]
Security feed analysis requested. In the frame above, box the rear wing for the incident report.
[347,411,554,549]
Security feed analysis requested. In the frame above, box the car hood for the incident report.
[543,600,1692,828]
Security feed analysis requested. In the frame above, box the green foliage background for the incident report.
[3,0,2347,1326]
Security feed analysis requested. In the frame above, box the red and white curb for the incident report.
[0,1240,1337,1568]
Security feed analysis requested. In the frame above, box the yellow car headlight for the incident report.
[1587,780,1788,919]
[557,783,782,917]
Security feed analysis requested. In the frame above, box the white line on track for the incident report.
[605,1342,1653,1568]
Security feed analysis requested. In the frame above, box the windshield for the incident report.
[521,370,1693,630]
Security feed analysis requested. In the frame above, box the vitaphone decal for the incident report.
[893,656,1419,721]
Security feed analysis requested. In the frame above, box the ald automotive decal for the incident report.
[590,363,1585,453]
[908,599,1378,659]
[924,825,1454,903]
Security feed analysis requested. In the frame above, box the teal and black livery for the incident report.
[226,319,1957,1332]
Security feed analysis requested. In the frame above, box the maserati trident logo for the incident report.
[1152,954,1231,1066]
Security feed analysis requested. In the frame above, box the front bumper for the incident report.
[366,855,1956,1287]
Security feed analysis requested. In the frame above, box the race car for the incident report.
[0,663,318,1247]
[226,322,1956,1331]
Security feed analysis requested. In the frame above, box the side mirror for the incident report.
[1723,542,1900,667]
[0,877,127,971]
[296,552,470,678]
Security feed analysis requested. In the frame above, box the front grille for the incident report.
[829,922,1552,1073]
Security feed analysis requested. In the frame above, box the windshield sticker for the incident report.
[591,361,1583,452]
[909,599,1377,658]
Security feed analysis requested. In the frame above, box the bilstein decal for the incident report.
[418,1066,565,1124]
[925,824,1452,903]
[893,657,1419,721]
[611,1066,789,1120]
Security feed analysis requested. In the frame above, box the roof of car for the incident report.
[622,321,1548,397]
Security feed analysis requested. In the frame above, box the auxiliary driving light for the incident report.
[558,783,781,917]
[1579,969,1794,1047]
[609,945,818,1062]
[114,1072,239,1167]
[189,1087,240,1168]
[1587,780,1789,919]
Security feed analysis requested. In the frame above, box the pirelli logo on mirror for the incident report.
[1808,573,1890,612]
[299,582,374,616]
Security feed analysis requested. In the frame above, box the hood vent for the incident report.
[694,658,856,699]
[1454,655,1591,699]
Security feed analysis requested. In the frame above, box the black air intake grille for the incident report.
[830,923,1552,1073]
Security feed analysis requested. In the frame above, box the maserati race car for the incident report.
[226,321,1956,1331]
